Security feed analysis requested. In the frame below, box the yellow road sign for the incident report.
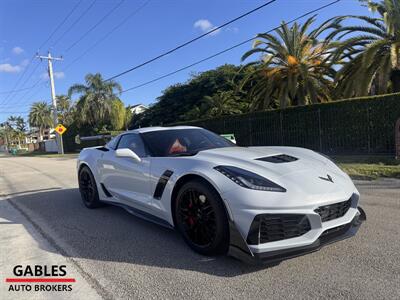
[55,124,67,135]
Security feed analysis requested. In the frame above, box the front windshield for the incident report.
[140,128,236,157]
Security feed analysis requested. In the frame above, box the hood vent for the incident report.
[256,154,298,163]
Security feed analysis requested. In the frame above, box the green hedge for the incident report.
[172,93,400,154]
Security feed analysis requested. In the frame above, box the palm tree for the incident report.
[203,91,243,117]
[68,73,122,130]
[331,0,400,96]
[28,102,52,142]
[241,16,341,109]
[7,116,27,147]
[56,95,74,125]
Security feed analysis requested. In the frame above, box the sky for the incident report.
[0,0,373,123]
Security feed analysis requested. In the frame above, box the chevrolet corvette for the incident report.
[77,126,366,263]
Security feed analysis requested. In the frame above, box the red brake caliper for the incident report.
[188,201,195,225]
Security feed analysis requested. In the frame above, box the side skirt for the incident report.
[102,199,174,230]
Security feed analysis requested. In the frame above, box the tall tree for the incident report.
[332,0,400,96]
[28,102,52,142]
[110,99,126,130]
[15,116,27,132]
[56,95,74,126]
[133,65,250,127]
[124,107,133,130]
[203,91,243,117]
[68,73,122,130]
[241,16,341,109]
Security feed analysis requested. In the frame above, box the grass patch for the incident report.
[334,155,400,180]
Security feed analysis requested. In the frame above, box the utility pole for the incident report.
[37,52,64,154]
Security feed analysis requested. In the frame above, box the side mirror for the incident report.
[115,148,141,162]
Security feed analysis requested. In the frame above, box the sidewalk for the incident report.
[0,199,101,300]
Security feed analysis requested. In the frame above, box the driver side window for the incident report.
[117,134,147,157]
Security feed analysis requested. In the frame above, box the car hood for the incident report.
[195,146,354,197]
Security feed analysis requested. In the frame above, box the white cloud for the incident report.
[54,71,65,79]
[0,63,21,73]
[0,58,31,73]
[41,71,65,80]
[12,46,24,55]
[193,19,220,36]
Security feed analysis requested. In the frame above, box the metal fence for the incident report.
[174,93,400,154]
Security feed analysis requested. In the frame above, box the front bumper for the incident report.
[228,206,366,264]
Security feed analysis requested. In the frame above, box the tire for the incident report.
[174,179,229,256]
[78,166,103,209]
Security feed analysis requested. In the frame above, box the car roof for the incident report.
[127,126,201,134]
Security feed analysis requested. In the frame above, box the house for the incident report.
[129,104,148,115]
[26,127,55,143]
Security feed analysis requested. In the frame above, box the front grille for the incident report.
[247,214,311,245]
[315,199,351,222]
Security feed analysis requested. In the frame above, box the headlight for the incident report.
[214,166,286,192]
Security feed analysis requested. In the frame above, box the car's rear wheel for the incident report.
[78,166,103,208]
[175,179,229,256]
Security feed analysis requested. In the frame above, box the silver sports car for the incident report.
[77,126,366,263]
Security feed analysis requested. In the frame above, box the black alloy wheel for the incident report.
[175,179,229,256]
[78,166,103,208]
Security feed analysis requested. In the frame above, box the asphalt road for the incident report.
[0,155,399,299]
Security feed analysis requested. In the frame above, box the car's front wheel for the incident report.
[78,166,103,208]
[175,179,229,256]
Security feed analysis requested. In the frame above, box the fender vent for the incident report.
[96,147,109,152]
[256,154,298,163]
[153,170,174,200]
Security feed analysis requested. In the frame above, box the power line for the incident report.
[121,0,341,94]
[6,77,48,108]
[38,0,83,51]
[51,0,97,49]
[64,0,125,53]
[1,0,123,111]
[0,55,38,105]
[0,85,41,95]
[105,0,277,82]
[0,62,49,108]
[63,0,151,72]
[1,1,83,107]
[0,60,42,106]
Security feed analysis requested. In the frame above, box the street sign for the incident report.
[55,124,67,135]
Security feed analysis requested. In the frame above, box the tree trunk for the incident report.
[390,69,400,93]
[39,126,43,142]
